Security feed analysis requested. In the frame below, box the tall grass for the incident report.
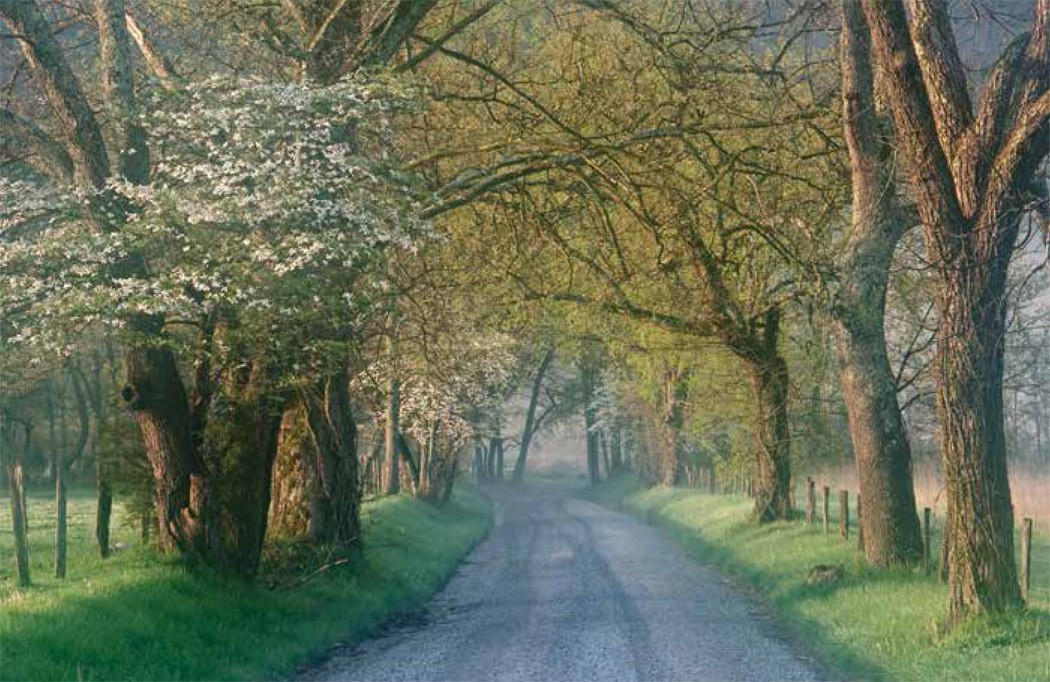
[587,476,1049,682]
[0,486,491,681]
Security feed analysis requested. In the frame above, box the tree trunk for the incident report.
[512,348,554,483]
[3,422,32,587]
[610,425,623,475]
[204,362,284,576]
[303,372,361,548]
[396,430,420,496]
[382,378,400,495]
[582,362,601,488]
[96,476,113,557]
[834,0,924,567]
[123,338,204,556]
[858,0,1047,619]
[834,320,924,565]
[660,368,687,486]
[54,445,67,578]
[54,366,91,578]
[938,275,1021,617]
[269,404,311,538]
[745,352,792,522]
[419,420,437,499]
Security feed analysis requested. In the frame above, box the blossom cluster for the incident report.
[1,74,428,376]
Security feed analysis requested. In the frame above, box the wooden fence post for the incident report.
[856,494,864,551]
[923,507,931,574]
[789,476,796,513]
[839,490,849,541]
[805,477,815,525]
[822,486,830,535]
[1020,518,1032,603]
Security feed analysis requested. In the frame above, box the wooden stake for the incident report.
[805,477,815,525]
[856,494,863,551]
[923,507,931,574]
[839,489,849,541]
[822,485,830,535]
[1020,518,1032,603]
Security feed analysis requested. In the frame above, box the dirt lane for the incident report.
[296,484,824,682]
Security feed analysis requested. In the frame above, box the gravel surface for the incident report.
[295,485,825,682]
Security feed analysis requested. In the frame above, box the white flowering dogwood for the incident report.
[1,74,428,380]
[357,331,517,447]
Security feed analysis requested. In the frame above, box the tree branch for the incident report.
[0,106,74,182]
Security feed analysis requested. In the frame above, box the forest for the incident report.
[1,0,1048,680]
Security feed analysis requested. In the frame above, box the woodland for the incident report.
[1,0,1048,666]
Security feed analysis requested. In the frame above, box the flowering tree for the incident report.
[0,0,427,572]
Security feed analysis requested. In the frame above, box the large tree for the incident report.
[831,0,924,567]
[857,0,1048,619]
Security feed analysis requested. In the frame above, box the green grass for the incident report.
[1,486,491,681]
[586,476,1050,682]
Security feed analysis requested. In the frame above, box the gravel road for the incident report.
[296,484,825,682]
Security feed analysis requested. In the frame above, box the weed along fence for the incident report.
[686,467,1038,603]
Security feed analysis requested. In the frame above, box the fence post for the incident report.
[856,494,864,551]
[923,507,932,574]
[805,477,815,525]
[839,490,849,541]
[823,486,830,535]
[789,476,796,514]
[1020,518,1032,603]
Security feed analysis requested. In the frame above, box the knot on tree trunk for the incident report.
[121,384,145,409]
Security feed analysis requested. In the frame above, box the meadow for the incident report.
[0,486,491,681]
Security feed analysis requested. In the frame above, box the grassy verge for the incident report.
[586,476,1049,682]
[1,486,491,681]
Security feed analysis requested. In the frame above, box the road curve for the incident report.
[296,484,825,682]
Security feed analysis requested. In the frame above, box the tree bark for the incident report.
[123,340,204,556]
[269,404,312,538]
[833,0,923,567]
[745,350,792,522]
[302,372,361,548]
[3,420,32,587]
[512,348,555,483]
